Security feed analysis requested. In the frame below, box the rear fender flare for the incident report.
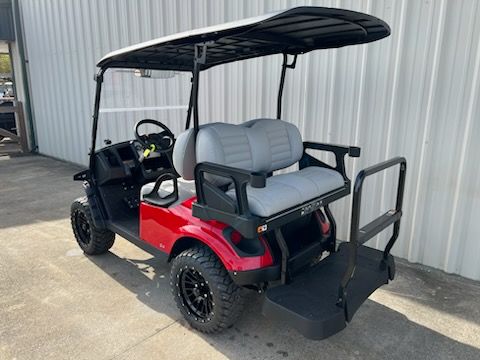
[168,227,240,271]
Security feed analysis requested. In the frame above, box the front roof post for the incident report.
[89,68,106,172]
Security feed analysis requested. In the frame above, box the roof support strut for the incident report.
[276,53,297,119]
[186,44,208,133]
[89,68,106,171]
[185,76,194,130]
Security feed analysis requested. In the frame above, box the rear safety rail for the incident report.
[262,157,407,340]
[338,157,407,311]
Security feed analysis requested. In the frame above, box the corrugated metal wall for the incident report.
[19,0,480,280]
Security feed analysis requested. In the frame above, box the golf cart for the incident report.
[71,6,406,340]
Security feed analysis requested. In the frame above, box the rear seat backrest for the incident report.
[195,122,268,185]
[194,119,303,184]
[243,118,303,173]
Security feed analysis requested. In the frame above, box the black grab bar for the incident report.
[338,157,407,307]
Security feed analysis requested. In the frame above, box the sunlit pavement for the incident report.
[1,155,479,360]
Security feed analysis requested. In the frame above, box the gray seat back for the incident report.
[172,119,303,184]
[172,128,196,180]
[242,118,303,173]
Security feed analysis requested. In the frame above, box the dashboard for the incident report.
[94,140,172,186]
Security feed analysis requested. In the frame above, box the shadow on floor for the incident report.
[87,248,480,360]
[0,155,84,229]
[384,258,480,327]
[88,250,177,318]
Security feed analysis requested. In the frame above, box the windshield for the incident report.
[96,69,191,148]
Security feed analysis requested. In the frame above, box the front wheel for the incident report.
[170,246,245,333]
[71,197,115,255]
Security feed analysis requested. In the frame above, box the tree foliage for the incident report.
[0,54,12,74]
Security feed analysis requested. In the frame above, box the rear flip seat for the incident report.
[195,119,344,217]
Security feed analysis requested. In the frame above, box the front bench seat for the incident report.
[195,119,344,217]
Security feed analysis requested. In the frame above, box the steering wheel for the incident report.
[134,119,175,158]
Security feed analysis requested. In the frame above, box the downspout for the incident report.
[11,0,36,151]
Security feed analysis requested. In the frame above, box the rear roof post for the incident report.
[277,54,297,119]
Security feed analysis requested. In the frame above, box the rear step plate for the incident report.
[262,243,394,340]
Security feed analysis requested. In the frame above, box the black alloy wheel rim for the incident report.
[74,210,91,246]
[179,268,214,320]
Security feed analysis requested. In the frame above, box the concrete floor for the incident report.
[0,138,22,156]
[0,155,479,360]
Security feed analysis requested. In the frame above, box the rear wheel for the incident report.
[71,197,115,255]
[170,246,245,333]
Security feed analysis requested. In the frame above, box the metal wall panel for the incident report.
[19,0,480,280]
[0,0,15,41]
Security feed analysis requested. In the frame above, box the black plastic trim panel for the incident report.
[300,141,360,182]
[229,265,280,286]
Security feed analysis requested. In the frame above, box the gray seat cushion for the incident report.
[140,178,196,207]
[226,166,344,217]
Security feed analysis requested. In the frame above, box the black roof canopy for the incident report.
[97,6,390,71]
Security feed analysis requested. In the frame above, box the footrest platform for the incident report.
[262,243,394,340]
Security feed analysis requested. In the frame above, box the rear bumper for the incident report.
[229,265,280,286]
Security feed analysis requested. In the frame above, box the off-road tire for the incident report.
[71,196,115,255]
[170,246,245,333]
